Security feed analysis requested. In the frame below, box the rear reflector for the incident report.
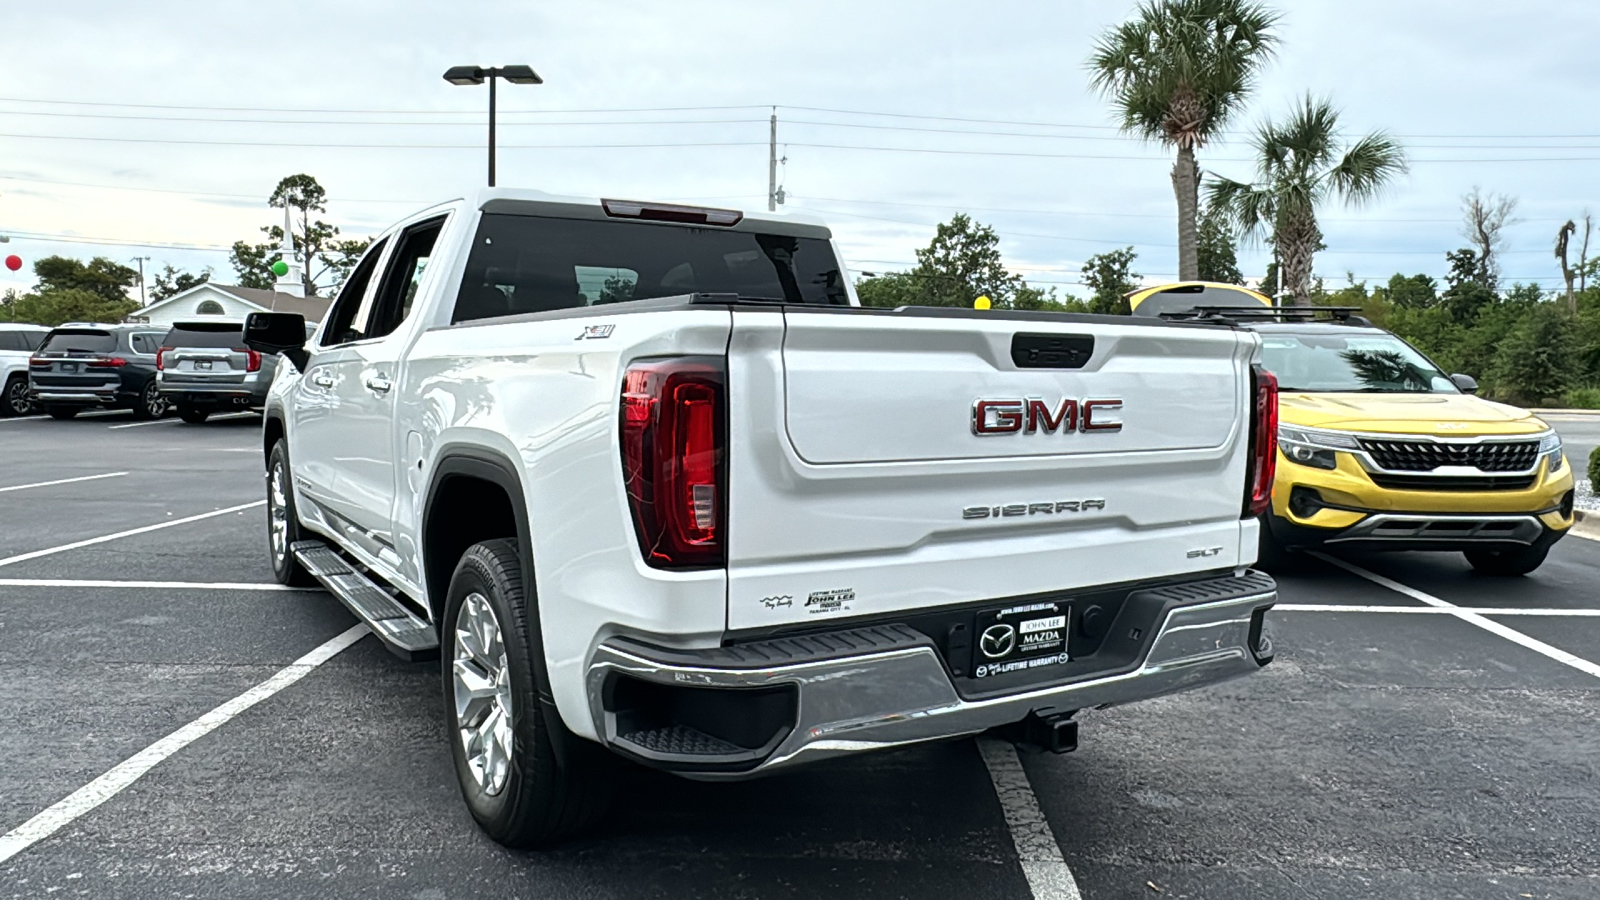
[619,357,727,568]
[1245,365,1279,518]
[602,199,743,227]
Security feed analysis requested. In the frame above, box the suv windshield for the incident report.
[163,323,244,348]
[39,330,116,354]
[453,213,848,323]
[1259,332,1457,393]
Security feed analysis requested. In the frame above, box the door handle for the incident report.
[310,370,335,389]
[364,374,393,395]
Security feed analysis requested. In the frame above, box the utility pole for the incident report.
[131,256,150,306]
[768,107,778,212]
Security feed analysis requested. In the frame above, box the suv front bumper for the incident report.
[586,571,1276,778]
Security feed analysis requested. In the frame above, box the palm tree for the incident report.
[1207,96,1407,305]
[1088,0,1280,281]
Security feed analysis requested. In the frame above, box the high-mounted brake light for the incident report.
[601,198,743,227]
[234,347,263,372]
[1245,365,1279,518]
[619,357,726,568]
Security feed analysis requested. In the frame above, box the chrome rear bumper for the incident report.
[586,577,1276,779]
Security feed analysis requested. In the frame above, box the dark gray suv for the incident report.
[156,320,283,423]
[28,324,170,419]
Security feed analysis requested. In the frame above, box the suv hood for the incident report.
[1280,392,1548,436]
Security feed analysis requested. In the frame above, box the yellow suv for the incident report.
[1129,285,1575,576]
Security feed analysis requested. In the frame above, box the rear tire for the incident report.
[45,405,80,420]
[1255,515,1296,572]
[178,406,211,424]
[1464,545,1549,576]
[443,539,613,847]
[266,441,317,587]
[3,374,31,417]
[131,380,168,420]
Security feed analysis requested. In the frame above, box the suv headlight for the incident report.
[1277,425,1360,471]
[1538,431,1565,474]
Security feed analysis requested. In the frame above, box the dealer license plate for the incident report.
[972,601,1070,680]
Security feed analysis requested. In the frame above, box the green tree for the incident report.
[855,271,921,309]
[1489,303,1578,405]
[230,174,372,297]
[150,265,213,302]
[1378,273,1438,310]
[856,215,1022,309]
[1206,95,1407,306]
[1196,204,1243,284]
[1081,247,1140,314]
[31,255,139,304]
[1088,0,1280,281]
[1440,248,1495,324]
[0,288,139,327]
[1011,283,1090,312]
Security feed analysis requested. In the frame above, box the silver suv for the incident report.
[156,320,282,423]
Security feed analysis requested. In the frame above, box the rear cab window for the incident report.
[452,211,848,323]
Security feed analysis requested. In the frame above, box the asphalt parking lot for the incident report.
[1,411,1598,900]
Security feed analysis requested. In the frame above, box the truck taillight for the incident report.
[156,346,172,370]
[234,347,262,372]
[1245,365,1279,518]
[619,357,726,568]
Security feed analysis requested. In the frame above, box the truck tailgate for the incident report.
[725,307,1260,630]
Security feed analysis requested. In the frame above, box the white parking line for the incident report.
[978,737,1081,900]
[0,578,311,591]
[0,471,127,493]
[0,501,265,570]
[0,624,367,865]
[108,412,257,430]
[0,415,45,423]
[1311,552,1600,680]
[1278,603,1600,616]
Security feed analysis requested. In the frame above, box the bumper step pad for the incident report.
[292,540,438,660]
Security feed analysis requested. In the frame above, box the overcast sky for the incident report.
[1,0,1596,300]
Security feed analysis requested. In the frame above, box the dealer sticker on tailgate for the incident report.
[972,601,1069,679]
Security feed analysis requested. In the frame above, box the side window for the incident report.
[367,217,445,340]
[129,333,159,355]
[0,333,19,351]
[320,237,389,347]
[24,331,47,351]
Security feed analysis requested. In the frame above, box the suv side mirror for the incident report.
[1450,373,1479,394]
[244,312,309,371]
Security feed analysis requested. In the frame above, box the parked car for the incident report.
[0,323,50,416]
[157,319,287,423]
[28,323,170,419]
[1131,284,1574,576]
[246,190,1281,846]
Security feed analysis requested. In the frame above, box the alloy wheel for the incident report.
[5,380,29,416]
[452,591,515,797]
[268,460,290,565]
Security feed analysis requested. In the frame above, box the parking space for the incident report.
[2,416,1598,899]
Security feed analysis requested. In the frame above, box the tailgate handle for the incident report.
[1011,333,1094,369]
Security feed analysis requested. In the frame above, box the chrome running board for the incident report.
[293,540,439,661]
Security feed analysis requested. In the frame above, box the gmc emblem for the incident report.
[971,398,1123,435]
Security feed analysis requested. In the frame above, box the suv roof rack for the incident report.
[1156,305,1373,327]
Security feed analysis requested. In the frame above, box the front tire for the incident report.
[131,380,168,420]
[266,441,317,587]
[3,374,32,417]
[1465,545,1549,576]
[178,405,211,424]
[443,539,612,847]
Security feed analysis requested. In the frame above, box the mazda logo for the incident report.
[979,624,1016,659]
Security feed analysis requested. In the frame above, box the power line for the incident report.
[0,96,767,116]
[797,195,1568,225]
[0,229,233,252]
[0,132,767,150]
[0,108,769,128]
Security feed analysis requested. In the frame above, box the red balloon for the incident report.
[3,255,19,272]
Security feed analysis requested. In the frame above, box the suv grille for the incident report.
[1358,438,1538,472]
[1367,473,1538,492]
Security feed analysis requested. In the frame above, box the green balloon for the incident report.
[270,259,289,277]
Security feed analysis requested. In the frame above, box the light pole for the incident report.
[443,65,543,187]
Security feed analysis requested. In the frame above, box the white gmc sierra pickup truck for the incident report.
[243,189,1281,846]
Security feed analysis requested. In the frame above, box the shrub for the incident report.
[1562,387,1600,410]
[1589,445,1600,488]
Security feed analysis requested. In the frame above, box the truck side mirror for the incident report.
[1450,373,1479,394]
[245,312,309,371]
